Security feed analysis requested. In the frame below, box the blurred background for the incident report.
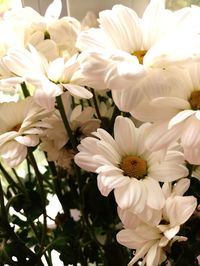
[21,0,200,19]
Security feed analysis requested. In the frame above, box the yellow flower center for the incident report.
[120,155,147,179]
[132,50,147,64]
[189,90,200,110]
[10,124,21,132]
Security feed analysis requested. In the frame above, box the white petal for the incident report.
[48,58,64,81]
[1,141,27,167]
[114,179,145,211]
[98,173,130,191]
[149,163,188,182]
[184,147,200,165]
[114,116,137,156]
[45,0,62,19]
[173,178,190,196]
[165,196,197,227]
[15,135,39,147]
[74,152,100,172]
[146,122,182,151]
[112,85,144,112]
[181,115,200,147]
[100,5,142,51]
[117,207,140,229]
[127,241,156,266]
[33,89,55,111]
[168,110,195,129]
[146,243,161,266]
[63,84,92,99]
[144,177,165,210]
[164,225,180,240]
[117,229,145,249]
[151,97,190,110]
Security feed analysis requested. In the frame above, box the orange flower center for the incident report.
[132,50,147,64]
[189,90,200,110]
[10,124,21,132]
[120,155,147,179]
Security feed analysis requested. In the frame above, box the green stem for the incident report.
[109,105,121,133]
[12,169,26,192]
[28,150,47,257]
[73,163,104,253]
[5,193,23,213]
[56,95,77,149]
[2,240,16,266]
[0,180,43,265]
[0,179,7,220]
[187,163,194,179]
[21,82,30,97]
[0,163,22,193]
[90,88,102,120]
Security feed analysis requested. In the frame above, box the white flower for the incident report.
[75,116,188,213]
[131,63,200,165]
[117,194,197,266]
[2,46,93,110]
[77,1,200,111]
[40,92,100,165]
[0,96,51,167]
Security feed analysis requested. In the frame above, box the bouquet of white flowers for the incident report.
[1,0,200,265]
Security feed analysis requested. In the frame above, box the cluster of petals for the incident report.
[40,92,100,162]
[117,178,197,266]
[77,0,200,111]
[131,63,200,165]
[75,116,188,213]
[0,96,51,167]
[1,46,93,110]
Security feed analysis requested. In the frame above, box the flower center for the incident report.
[120,155,147,179]
[132,50,147,64]
[10,124,21,132]
[189,90,200,110]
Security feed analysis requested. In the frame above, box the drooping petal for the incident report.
[143,177,165,210]
[63,83,93,99]
[114,179,145,211]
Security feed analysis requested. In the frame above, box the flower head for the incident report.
[117,192,197,266]
[0,96,51,167]
[131,63,200,164]
[75,116,188,213]
[77,1,200,111]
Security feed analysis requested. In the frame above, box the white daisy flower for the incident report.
[75,116,188,213]
[40,92,100,168]
[2,46,93,110]
[77,1,200,111]
[0,96,51,167]
[117,194,197,266]
[132,63,200,165]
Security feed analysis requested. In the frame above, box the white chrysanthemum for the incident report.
[40,92,100,166]
[1,46,92,110]
[77,1,200,111]
[117,177,191,227]
[75,116,188,213]
[131,63,200,165]
[0,96,51,167]
[3,0,95,62]
[117,193,197,266]
[2,0,65,61]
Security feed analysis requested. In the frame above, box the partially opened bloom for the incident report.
[77,1,200,111]
[0,96,50,167]
[117,193,197,266]
[75,116,188,213]
[131,63,200,165]
[1,46,92,110]
[40,92,100,169]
